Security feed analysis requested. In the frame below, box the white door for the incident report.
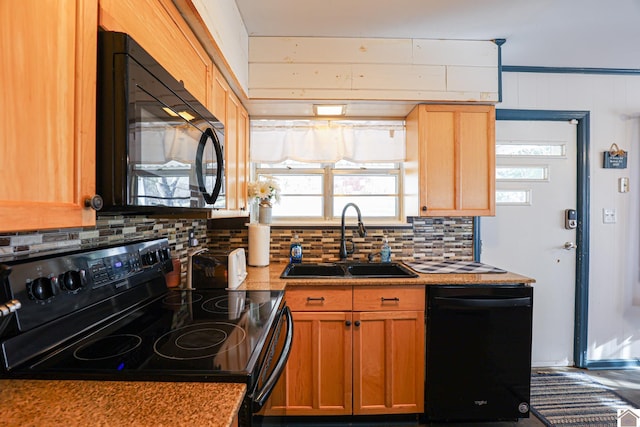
[481,119,577,367]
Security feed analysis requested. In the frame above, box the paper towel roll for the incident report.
[248,224,270,266]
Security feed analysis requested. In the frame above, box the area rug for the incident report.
[531,371,636,426]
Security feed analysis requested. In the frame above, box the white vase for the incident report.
[259,205,272,224]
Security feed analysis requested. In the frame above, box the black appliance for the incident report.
[0,239,292,427]
[425,285,533,422]
[97,31,225,213]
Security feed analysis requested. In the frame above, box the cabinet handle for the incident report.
[381,297,400,302]
[84,195,104,211]
[345,320,352,326]
[421,206,427,211]
[354,320,361,327]
[306,297,325,302]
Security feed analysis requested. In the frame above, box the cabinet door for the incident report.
[210,69,249,211]
[237,106,250,210]
[225,93,239,209]
[264,311,353,416]
[406,104,495,216]
[211,67,229,126]
[353,310,425,415]
[0,0,97,232]
[99,0,213,108]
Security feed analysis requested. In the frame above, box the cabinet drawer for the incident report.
[353,287,425,311]
[286,287,352,311]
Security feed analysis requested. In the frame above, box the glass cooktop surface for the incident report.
[18,289,283,381]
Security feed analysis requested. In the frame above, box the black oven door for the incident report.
[242,305,293,427]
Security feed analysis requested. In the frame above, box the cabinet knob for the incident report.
[421,206,427,211]
[84,195,104,211]
[354,320,361,327]
[345,320,352,326]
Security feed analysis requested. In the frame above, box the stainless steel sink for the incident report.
[280,262,418,279]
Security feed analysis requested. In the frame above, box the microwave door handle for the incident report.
[195,127,223,204]
[252,305,294,412]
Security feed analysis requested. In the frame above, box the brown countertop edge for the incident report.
[0,379,246,427]
[235,263,535,291]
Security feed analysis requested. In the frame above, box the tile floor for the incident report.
[261,367,640,426]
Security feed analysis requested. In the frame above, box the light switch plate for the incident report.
[603,208,617,224]
[619,177,630,193]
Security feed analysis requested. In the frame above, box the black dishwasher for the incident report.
[425,285,533,422]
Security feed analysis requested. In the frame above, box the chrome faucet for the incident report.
[339,203,367,260]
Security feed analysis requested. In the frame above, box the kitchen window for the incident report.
[494,138,564,206]
[251,120,405,221]
[254,160,402,220]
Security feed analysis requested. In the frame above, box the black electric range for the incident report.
[0,239,292,427]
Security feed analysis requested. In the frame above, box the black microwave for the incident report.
[96,31,225,214]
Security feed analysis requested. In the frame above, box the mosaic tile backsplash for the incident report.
[0,216,473,281]
[206,217,474,263]
[0,216,210,286]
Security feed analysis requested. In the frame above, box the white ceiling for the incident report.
[234,0,640,117]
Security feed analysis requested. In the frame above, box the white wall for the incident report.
[248,37,498,102]
[500,71,640,362]
[191,0,249,93]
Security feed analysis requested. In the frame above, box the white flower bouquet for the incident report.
[248,176,281,207]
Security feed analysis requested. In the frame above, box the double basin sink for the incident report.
[281,262,419,279]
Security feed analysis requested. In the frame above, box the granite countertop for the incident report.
[0,379,246,427]
[237,262,535,290]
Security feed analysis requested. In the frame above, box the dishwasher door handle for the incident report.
[432,296,532,308]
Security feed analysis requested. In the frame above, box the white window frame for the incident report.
[254,162,404,222]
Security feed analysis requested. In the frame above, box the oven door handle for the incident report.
[252,305,294,412]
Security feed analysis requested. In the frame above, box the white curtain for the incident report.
[250,120,405,163]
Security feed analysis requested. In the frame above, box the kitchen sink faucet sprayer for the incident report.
[339,203,367,260]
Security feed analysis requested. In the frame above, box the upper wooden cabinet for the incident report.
[212,69,250,211]
[0,0,98,232]
[99,0,213,109]
[406,104,496,217]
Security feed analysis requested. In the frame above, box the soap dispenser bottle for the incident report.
[380,236,391,263]
[290,234,303,264]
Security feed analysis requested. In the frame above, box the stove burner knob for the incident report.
[143,251,158,265]
[158,248,169,262]
[59,270,84,291]
[29,277,55,300]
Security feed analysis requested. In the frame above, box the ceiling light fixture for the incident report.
[313,104,346,116]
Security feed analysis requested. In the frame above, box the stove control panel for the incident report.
[1,238,171,332]
[88,252,142,288]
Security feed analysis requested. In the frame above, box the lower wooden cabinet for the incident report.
[353,310,425,415]
[263,286,425,417]
[266,310,353,416]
